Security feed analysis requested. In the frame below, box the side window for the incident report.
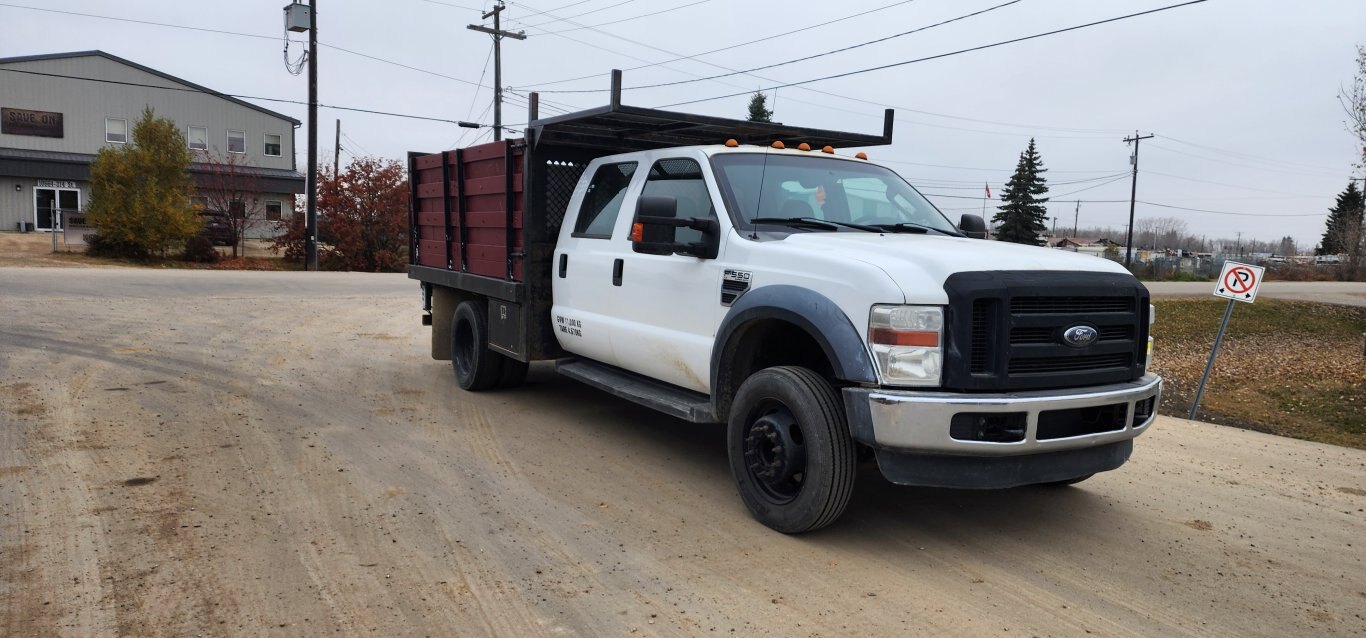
[640,158,714,244]
[572,161,637,238]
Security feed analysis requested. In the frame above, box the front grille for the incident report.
[1010,296,1134,314]
[942,272,1149,391]
[1009,353,1132,374]
[970,299,991,373]
[1010,325,1135,344]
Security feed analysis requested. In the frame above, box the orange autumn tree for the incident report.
[276,157,409,271]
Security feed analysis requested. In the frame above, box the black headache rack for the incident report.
[409,69,895,363]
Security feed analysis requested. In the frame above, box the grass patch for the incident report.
[1151,299,1366,449]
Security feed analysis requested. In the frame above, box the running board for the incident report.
[555,358,719,424]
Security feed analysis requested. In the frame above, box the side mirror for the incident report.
[959,214,988,239]
[631,196,720,259]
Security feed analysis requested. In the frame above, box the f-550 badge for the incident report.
[721,270,752,306]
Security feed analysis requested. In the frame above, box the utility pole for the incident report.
[305,0,319,271]
[1122,131,1153,268]
[334,119,341,175]
[1073,200,1080,237]
[468,2,525,142]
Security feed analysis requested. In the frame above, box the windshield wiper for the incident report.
[750,217,880,232]
[873,222,930,234]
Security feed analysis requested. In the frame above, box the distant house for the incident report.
[1,50,304,237]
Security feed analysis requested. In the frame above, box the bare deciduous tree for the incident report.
[198,153,265,258]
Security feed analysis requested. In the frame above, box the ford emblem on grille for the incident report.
[1061,325,1099,348]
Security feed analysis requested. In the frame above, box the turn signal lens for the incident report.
[870,328,939,347]
[630,223,644,242]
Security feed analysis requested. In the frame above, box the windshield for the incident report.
[709,153,960,235]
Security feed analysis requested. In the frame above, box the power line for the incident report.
[511,0,920,88]
[1140,169,1326,197]
[656,0,1211,109]
[0,2,298,41]
[538,0,1024,93]
[1134,201,1325,217]
[1145,143,1343,178]
[536,0,712,34]
[0,68,495,128]
[515,0,641,29]
[1158,135,1344,173]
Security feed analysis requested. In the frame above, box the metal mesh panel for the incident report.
[543,160,587,234]
[649,158,703,179]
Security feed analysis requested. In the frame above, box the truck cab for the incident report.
[408,74,1160,533]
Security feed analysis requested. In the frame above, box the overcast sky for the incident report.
[3,0,1364,249]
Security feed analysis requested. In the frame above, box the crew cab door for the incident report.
[609,157,727,393]
[550,160,640,366]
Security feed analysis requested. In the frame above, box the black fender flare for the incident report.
[710,285,876,413]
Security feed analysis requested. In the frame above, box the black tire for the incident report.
[451,300,503,391]
[1039,474,1093,487]
[727,366,856,534]
[496,355,529,388]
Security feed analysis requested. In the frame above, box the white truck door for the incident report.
[550,160,642,366]
[609,157,726,394]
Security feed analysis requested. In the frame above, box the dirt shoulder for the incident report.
[3,268,1364,637]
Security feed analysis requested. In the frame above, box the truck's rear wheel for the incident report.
[727,366,855,533]
[451,300,503,391]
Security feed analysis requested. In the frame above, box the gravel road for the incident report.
[2,268,1363,637]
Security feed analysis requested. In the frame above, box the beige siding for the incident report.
[0,55,296,170]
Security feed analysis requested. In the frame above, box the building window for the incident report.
[265,200,283,221]
[263,133,282,157]
[192,196,209,212]
[227,129,246,154]
[188,126,208,150]
[106,117,127,143]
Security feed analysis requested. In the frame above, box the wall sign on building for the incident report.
[2,107,65,138]
[36,179,78,189]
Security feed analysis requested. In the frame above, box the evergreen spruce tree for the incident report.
[1319,180,1364,255]
[992,138,1050,245]
[746,91,773,123]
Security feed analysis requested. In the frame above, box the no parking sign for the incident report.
[1214,261,1265,303]
[1190,260,1268,419]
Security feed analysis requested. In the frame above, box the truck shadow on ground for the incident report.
[501,365,1114,544]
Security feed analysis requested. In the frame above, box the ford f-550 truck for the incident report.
[407,73,1161,533]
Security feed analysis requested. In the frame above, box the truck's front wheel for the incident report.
[451,300,503,391]
[727,366,856,533]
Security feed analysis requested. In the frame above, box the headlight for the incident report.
[869,305,943,387]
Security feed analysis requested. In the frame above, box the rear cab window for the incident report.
[572,162,637,238]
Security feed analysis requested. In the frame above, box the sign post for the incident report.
[1188,261,1265,420]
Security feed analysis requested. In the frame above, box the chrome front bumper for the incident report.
[843,374,1162,456]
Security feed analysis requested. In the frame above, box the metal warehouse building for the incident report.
[0,50,304,236]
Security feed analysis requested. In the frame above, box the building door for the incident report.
[35,188,79,232]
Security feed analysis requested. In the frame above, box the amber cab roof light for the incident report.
[797,142,811,151]
[822,146,835,154]
[724,138,739,147]
[771,140,785,149]
[855,152,869,160]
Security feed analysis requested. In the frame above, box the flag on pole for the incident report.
[984,182,992,199]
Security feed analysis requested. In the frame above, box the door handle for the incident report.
[612,258,623,286]
[558,253,568,278]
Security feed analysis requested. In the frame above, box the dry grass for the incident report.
[1151,299,1366,449]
